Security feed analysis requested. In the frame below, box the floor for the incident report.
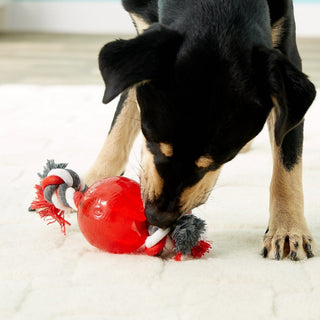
[0,32,319,86]
[2,33,320,320]
[2,79,320,320]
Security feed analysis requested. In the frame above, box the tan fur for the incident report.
[272,17,285,48]
[179,169,221,213]
[130,13,150,34]
[240,140,253,153]
[261,108,314,259]
[159,142,174,157]
[195,155,214,168]
[270,95,281,122]
[140,141,164,203]
[84,88,141,186]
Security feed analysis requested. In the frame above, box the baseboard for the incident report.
[3,1,320,37]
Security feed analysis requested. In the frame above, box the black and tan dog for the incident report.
[85,0,316,260]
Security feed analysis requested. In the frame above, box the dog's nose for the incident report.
[145,204,179,229]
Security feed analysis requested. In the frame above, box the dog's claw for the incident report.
[305,244,314,259]
[290,251,298,261]
[261,247,268,258]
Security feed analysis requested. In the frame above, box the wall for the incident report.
[2,0,320,36]
[5,1,134,34]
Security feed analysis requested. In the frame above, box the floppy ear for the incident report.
[254,47,316,146]
[99,23,183,104]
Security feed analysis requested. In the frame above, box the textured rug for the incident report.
[1,85,320,320]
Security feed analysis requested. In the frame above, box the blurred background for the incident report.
[0,0,319,87]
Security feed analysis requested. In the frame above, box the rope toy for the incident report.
[30,160,212,260]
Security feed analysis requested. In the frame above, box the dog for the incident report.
[85,0,316,260]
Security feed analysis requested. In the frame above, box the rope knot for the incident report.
[30,160,87,234]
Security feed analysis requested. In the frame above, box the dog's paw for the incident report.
[260,228,315,260]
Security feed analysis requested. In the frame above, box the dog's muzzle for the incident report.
[144,203,180,229]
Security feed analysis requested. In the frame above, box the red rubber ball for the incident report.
[77,176,148,253]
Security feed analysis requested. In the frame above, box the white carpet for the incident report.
[1,85,320,320]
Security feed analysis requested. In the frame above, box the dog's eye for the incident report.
[195,155,214,168]
[159,143,173,157]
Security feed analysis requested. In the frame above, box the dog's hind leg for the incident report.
[84,88,140,186]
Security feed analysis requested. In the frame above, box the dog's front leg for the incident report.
[261,112,315,260]
[84,88,140,186]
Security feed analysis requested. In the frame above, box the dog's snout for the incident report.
[145,204,179,229]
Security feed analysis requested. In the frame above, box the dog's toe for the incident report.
[260,229,315,261]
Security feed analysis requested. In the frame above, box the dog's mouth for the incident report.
[143,188,201,228]
[140,170,219,227]
[144,202,181,229]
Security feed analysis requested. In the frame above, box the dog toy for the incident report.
[30,160,212,260]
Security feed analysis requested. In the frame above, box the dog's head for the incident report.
[99,24,315,228]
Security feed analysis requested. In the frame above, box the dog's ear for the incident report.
[254,46,316,145]
[99,24,183,104]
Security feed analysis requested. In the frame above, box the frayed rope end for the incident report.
[174,240,212,261]
[30,184,70,235]
[190,240,212,259]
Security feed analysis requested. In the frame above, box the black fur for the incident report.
[99,23,182,103]
[122,0,158,24]
[253,46,316,147]
[267,0,288,24]
[108,91,128,134]
[98,0,316,227]
[280,123,304,171]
